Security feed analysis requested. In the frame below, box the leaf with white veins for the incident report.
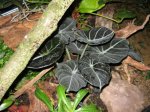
[78,56,111,90]
[67,41,86,55]
[75,27,114,45]
[56,18,77,44]
[86,38,129,63]
[28,37,65,69]
[56,60,87,92]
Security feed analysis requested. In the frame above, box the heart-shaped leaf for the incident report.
[28,37,65,69]
[67,41,86,55]
[56,60,87,92]
[56,18,77,44]
[75,27,114,45]
[78,56,111,90]
[114,9,136,23]
[86,38,129,63]
[78,0,105,13]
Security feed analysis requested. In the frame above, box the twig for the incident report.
[115,14,150,39]
[123,56,150,71]
[14,67,53,98]
[122,63,131,83]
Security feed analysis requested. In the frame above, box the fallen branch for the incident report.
[123,56,150,71]
[0,0,74,101]
[115,14,150,39]
[14,67,53,98]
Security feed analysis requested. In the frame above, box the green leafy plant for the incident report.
[0,39,14,68]
[114,8,136,23]
[0,96,15,111]
[35,85,100,112]
[78,0,106,13]
[28,18,140,92]
[28,37,65,69]
[26,0,51,4]
[145,71,150,80]
[78,0,136,23]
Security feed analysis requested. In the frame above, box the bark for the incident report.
[0,0,74,101]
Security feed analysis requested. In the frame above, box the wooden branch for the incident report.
[123,56,150,71]
[14,67,53,98]
[115,14,150,39]
[0,0,74,101]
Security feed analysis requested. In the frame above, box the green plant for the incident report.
[28,18,140,92]
[114,8,136,23]
[78,0,136,23]
[24,0,51,11]
[0,96,15,111]
[35,85,100,112]
[26,0,51,4]
[145,70,150,80]
[0,0,22,9]
[78,0,106,13]
[0,39,14,68]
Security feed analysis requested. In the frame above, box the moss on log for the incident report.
[0,0,74,101]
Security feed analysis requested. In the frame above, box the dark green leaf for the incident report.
[145,71,150,80]
[128,48,142,62]
[26,0,51,3]
[56,18,77,44]
[35,87,54,112]
[79,56,111,89]
[75,27,114,45]
[67,41,86,55]
[78,0,105,13]
[114,9,136,23]
[56,60,87,92]
[28,37,65,69]
[87,38,129,63]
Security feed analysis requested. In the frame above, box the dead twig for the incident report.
[123,56,150,71]
[14,67,53,98]
[115,14,150,39]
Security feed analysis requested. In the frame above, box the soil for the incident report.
[121,2,150,108]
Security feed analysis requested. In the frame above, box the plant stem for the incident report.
[89,12,121,23]
[65,47,71,60]
[80,44,88,59]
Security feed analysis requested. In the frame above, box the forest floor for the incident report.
[0,1,150,112]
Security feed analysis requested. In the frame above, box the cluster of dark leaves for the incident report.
[28,18,141,92]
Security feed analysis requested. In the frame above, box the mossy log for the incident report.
[0,0,74,101]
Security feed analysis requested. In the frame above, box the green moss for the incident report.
[0,39,14,68]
